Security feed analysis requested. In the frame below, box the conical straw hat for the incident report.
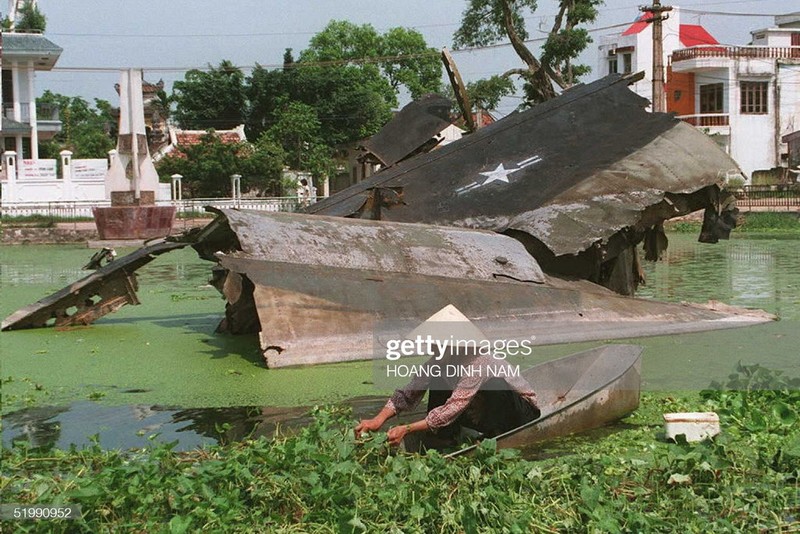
[405,304,488,345]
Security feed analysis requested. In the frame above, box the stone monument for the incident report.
[93,69,175,240]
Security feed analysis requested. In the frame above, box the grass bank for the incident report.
[667,212,800,234]
[3,364,799,533]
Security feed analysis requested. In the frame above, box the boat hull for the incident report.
[447,344,643,456]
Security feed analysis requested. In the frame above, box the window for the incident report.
[622,53,633,74]
[740,81,768,114]
[2,69,13,116]
[608,58,618,74]
[699,83,724,113]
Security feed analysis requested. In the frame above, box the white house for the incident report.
[599,9,800,180]
[668,12,800,179]
[597,7,718,110]
[1,30,62,159]
[0,18,113,203]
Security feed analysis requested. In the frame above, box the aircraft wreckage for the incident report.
[2,75,774,367]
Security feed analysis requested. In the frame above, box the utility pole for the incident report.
[642,0,672,113]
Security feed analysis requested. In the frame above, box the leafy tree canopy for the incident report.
[156,133,285,198]
[302,21,442,100]
[172,60,247,130]
[170,21,441,186]
[453,0,601,105]
[37,91,115,159]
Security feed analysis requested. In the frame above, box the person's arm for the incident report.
[354,360,434,440]
[354,405,396,437]
[386,419,430,446]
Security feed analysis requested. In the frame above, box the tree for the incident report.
[453,0,601,105]
[172,60,246,130]
[156,133,285,198]
[172,22,441,189]
[37,91,115,159]
[260,101,335,178]
[246,47,395,148]
[301,21,442,101]
[15,0,46,32]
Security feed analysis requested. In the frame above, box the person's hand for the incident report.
[354,417,384,437]
[386,425,410,446]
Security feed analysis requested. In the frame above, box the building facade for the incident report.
[1,31,62,160]
[599,9,800,180]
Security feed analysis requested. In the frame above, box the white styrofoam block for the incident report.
[663,412,720,442]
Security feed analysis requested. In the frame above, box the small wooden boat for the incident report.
[446,344,643,457]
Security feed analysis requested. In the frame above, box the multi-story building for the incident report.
[599,9,800,180]
[0,30,63,159]
[597,7,718,112]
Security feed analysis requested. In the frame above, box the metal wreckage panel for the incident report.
[201,210,772,368]
[1,75,771,368]
[1,241,187,331]
[359,93,453,167]
[308,74,741,294]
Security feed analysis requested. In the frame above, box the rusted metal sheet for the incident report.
[307,74,742,294]
[203,210,773,368]
[359,93,453,167]
[1,241,186,331]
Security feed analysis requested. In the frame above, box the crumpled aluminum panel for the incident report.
[219,209,546,283]
[205,210,774,367]
[359,93,453,167]
[307,75,740,256]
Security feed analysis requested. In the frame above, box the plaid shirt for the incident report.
[385,355,538,430]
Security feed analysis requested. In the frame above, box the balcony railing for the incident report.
[673,45,800,62]
[676,113,730,128]
[2,103,60,123]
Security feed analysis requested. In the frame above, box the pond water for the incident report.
[1,233,798,450]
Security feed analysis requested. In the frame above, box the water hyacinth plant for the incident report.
[2,365,799,533]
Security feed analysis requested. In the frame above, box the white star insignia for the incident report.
[479,163,518,185]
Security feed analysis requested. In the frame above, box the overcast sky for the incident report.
[31,0,793,115]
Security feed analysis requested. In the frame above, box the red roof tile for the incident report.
[622,12,652,36]
[621,14,718,47]
[174,130,243,147]
[679,24,719,47]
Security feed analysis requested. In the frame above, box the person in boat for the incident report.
[355,306,541,450]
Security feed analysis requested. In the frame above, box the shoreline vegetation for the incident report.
[2,365,799,532]
[2,211,798,231]
[665,212,800,234]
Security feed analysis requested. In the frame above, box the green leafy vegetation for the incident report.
[3,364,799,532]
[665,212,800,234]
[736,212,800,232]
[36,92,116,160]
[155,130,285,198]
[165,21,442,194]
[14,0,46,32]
[453,0,601,106]
[0,214,57,228]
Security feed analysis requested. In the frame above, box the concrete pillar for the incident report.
[60,150,73,180]
[4,150,17,200]
[108,149,117,166]
[322,176,330,198]
[11,62,21,122]
[15,135,23,158]
[60,150,73,200]
[27,61,38,159]
[171,173,183,201]
[230,174,241,204]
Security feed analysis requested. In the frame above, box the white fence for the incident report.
[0,197,302,219]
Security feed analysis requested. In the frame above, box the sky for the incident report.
[26,0,795,116]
